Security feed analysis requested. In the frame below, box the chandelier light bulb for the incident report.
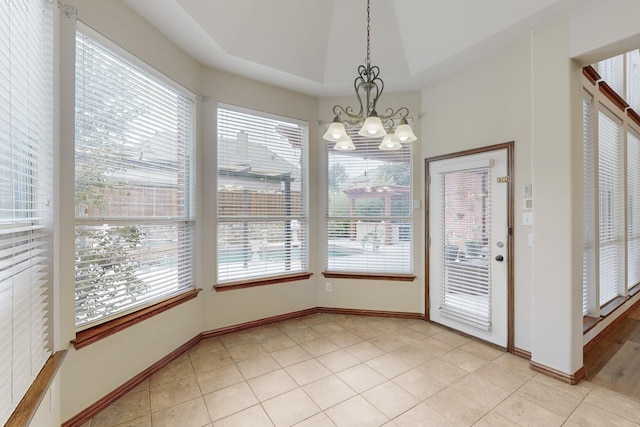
[333,135,356,151]
[322,118,348,143]
[394,118,417,143]
[378,132,402,151]
[358,115,386,138]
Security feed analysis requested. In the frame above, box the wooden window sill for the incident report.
[72,288,202,350]
[6,350,67,427]
[583,315,600,334]
[583,292,640,334]
[600,296,627,318]
[214,272,313,292]
[322,271,416,282]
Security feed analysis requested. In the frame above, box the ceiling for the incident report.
[124,0,588,97]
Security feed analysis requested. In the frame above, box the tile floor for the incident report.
[80,313,640,426]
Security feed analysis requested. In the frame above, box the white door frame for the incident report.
[425,142,514,352]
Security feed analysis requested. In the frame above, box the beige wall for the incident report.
[421,40,533,351]
[529,19,583,375]
[57,1,206,420]
[198,68,320,331]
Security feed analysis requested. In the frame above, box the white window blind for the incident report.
[326,131,412,274]
[598,108,625,306]
[598,55,625,96]
[628,130,640,288]
[439,168,491,329]
[74,26,195,328]
[583,92,596,316]
[627,50,640,112]
[216,105,308,283]
[0,0,53,424]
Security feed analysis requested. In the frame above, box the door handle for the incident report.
[495,255,504,262]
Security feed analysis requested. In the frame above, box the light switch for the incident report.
[522,212,533,226]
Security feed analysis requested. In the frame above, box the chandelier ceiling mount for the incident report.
[323,0,417,151]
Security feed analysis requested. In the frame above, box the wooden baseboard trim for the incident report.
[65,307,425,425]
[530,360,585,385]
[6,350,67,427]
[317,307,425,320]
[202,308,319,339]
[62,334,202,427]
[513,347,531,360]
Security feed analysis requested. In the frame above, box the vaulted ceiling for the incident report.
[124,0,588,96]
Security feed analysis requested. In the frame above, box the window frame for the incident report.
[214,104,310,289]
[582,64,640,331]
[324,130,415,279]
[73,23,197,337]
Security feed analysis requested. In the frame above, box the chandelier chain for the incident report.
[323,0,417,150]
[366,0,371,65]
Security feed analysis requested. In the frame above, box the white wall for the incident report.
[530,19,583,376]
[420,40,534,352]
[570,0,640,65]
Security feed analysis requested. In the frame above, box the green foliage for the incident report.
[328,191,349,216]
[74,43,151,324]
[75,225,146,324]
[328,221,350,238]
[377,163,410,186]
[328,162,348,193]
[361,226,381,251]
[355,198,384,216]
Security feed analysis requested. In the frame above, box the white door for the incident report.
[427,148,510,347]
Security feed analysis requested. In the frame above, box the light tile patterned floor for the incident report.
[81,313,640,426]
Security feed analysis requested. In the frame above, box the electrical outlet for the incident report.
[325,282,332,292]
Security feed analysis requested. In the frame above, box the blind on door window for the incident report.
[439,168,491,329]
[216,105,308,283]
[74,26,195,328]
[628,130,640,288]
[0,0,53,424]
[326,131,412,274]
[582,92,596,316]
[598,108,625,306]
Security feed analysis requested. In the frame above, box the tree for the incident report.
[328,162,348,193]
[377,163,410,186]
[75,225,145,324]
[74,35,150,325]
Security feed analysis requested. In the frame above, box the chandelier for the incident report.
[322,0,417,151]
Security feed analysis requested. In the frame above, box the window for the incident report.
[597,108,625,306]
[74,26,195,329]
[326,131,413,275]
[627,130,640,288]
[0,0,53,423]
[583,55,640,317]
[216,105,308,284]
[582,91,596,316]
